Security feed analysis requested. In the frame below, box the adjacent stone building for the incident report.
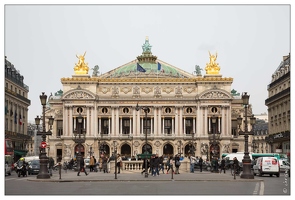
[45,38,253,162]
[5,56,31,161]
[265,54,290,155]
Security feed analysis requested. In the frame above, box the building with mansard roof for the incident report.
[5,56,32,161]
[265,54,290,155]
[45,38,253,162]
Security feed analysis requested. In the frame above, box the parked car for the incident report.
[279,159,290,172]
[5,162,12,176]
[28,159,40,175]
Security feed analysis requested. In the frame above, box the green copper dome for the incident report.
[103,37,193,79]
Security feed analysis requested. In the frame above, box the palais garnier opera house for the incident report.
[45,37,251,162]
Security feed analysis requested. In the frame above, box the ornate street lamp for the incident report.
[35,92,54,179]
[209,115,220,161]
[113,141,118,179]
[72,109,86,171]
[237,92,256,179]
[136,103,149,178]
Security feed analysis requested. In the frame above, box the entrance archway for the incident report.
[121,143,131,159]
[141,143,152,154]
[163,143,174,157]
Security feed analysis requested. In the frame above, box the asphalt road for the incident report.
[4,169,290,195]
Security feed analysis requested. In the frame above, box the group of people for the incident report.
[140,154,183,176]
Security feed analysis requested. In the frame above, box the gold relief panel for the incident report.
[100,87,110,94]
[121,87,132,94]
[162,87,173,94]
[184,87,195,94]
[142,87,153,94]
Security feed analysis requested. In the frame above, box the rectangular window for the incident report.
[56,120,63,137]
[122,118,130,135]
[143,118,151,134]
[164,118,172,134]
[185,118,193,134]
[101,118,109,134]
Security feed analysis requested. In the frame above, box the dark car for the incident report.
[28,160,40,175]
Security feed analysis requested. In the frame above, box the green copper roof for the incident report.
[101,37,194,79]
[111,61,184,78]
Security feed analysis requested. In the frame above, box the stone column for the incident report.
[69,106,73,137]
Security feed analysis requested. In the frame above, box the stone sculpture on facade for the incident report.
[92,65,99,77]
[194,65,203,76]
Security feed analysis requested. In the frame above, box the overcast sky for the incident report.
[4,3,291,122]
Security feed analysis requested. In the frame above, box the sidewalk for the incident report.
[27,169,263,182]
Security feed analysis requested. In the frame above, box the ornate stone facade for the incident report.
[45,38,251,162]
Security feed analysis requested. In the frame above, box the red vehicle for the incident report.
[5,138,14,170]
[5,138,13,155]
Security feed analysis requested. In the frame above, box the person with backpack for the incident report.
[174,154,181,174]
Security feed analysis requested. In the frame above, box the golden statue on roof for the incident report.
[74,51,89,75]
[205,51,220,75]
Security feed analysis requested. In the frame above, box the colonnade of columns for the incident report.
[62,105,232,138]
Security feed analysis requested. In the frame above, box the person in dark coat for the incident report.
[77,156,88,176]
[166,156,173,174]
[174,154,181,174]
[199,156,203,172]
[48,157,54,176]
[141,158,150,175]
[220,158,226,174]
[233,157,239,174]
[152,154,160,176]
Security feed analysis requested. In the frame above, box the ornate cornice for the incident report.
[61,77,233,83]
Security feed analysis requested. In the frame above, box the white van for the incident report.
[253,157,280,177]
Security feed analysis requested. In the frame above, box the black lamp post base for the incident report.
[37,152,51,179]
[37,173,51,179]
[240,173,254,179]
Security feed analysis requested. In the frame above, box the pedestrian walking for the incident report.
[89,156,95,172]
[77,156,88,176]
[199,156,203,172]
[159,155,165,174]
[102,156,108,173]
[166,156,173,174]
[220,158,226,174]
[151,154,160,176]
[48,157,54,176]
[141,158,150,175]
[116,154,122,174]
[189,155,197,173]
[174,154,181,174]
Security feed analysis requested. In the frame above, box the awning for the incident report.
[14,150,27,156]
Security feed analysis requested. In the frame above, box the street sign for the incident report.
[41,142,47,148]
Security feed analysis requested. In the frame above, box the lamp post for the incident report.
[136,103,149,178]
[113,141,118,179]
[237,92,256,179]
[189,133,196,156]
[209,115,220,161]
[35,92,54,179]
[128,135,133,158]
[72,109,86,172]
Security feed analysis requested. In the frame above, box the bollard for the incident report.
[171,165,173,179]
